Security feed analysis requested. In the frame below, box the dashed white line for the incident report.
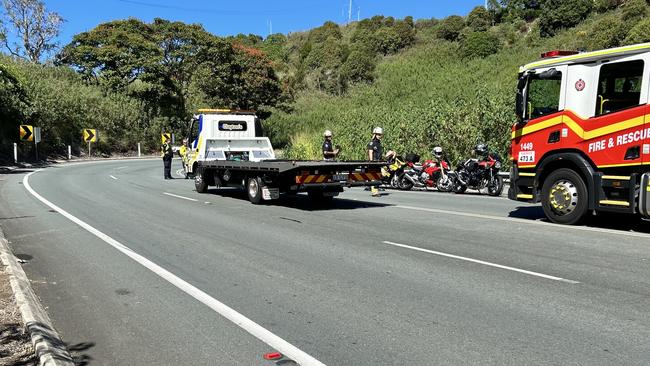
[163,192,198,202]
[23,170,326,366]
[382,241,580,284]
[109,175,118,180]
[394,205,650,239]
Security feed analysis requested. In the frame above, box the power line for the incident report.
[115,0,306,15]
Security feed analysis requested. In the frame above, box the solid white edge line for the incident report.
[23,170,326,366]
[163,192,198,202]
[394,205,650,239]
[382,241,579,284]
[109,175,118,180]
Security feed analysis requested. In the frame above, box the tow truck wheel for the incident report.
[541,168,588,225]
[195,169,208,193]
[247,177,263,204]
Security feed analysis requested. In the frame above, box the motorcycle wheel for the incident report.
[398,173,414,191]
[436,176,453,192]
[453,181,467,194]
[487,175,504,196]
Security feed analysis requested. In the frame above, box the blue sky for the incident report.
[43,0,485,44]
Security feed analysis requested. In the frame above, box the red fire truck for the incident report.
[509,43,650,224]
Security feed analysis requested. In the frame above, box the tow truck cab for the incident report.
[509,43,650,224]
[186,109,275,174]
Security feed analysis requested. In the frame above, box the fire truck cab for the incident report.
[509,43,650,224]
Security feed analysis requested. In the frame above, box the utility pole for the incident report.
[348,0,352,23]
[357,6,360,21]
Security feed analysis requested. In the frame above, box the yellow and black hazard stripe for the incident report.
[295,174,330,184]
[348,172,382,182]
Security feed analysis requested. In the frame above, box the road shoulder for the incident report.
[0,226,74,366]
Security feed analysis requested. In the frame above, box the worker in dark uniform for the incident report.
[162,139,173,179]
[367,127,384,197]
[367,127,395,196]
[322,130,339,161]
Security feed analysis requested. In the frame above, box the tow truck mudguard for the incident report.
[512,152,596,209]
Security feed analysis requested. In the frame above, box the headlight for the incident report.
[494,161,501,169]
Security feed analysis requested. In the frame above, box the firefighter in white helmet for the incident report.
[367,126,394,197]
[322,130,340,161]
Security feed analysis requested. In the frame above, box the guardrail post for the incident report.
[13,143,18,163]
[68,145,71,160]
[138,143,141,157]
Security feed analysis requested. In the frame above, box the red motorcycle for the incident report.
[397,147,454,192]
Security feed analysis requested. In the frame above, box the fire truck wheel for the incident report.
[195,170,208,193]
[247,177,263,204]
[541,168,588,225]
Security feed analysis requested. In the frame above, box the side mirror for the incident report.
[515,74,528,125]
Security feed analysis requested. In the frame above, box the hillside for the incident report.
[264,0,650,163]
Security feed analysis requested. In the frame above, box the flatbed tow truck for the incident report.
[185,109,384,204]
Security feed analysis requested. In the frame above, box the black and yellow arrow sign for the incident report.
[161,133,171,144]
[83,129,97,143]
[19,125,33,142]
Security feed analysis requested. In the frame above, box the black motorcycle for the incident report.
[450,144,504,196]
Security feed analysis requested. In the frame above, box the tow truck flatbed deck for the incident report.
[197,160,386,173]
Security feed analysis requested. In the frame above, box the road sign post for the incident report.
[83,129,98,157]
[33,127,41,161]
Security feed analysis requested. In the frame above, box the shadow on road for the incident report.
[509,206,650,234]
[508,206,546,220]
[204,188,392,211]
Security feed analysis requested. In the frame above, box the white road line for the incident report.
[115,166,127,170]
[382,241,580,284]
[109,175,118,180]
[394,205,650,239]
[23,170,326,366]
[163,192,198,202]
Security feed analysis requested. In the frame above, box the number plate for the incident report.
[518,151,535,163]
[332,174,347,181]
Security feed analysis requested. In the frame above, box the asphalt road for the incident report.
[1,159,649,365]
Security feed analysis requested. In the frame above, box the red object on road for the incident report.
[263,352,283,360]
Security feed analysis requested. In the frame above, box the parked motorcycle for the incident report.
[450,144,503,196]
[381,154,408,189]
[398,147,454,192]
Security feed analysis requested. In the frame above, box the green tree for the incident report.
[436,15,465,41]
[624,17,650,45]
[594,0,624,13]
[621,0,648,21]
[193,43,285,110]
[460,31,501,58]
[586,16,625,49]
[341,47,376,84]
[260,33,287,63]
[500,0,542,22]
[539,0,593,37]
[467,6,492,32]
[308,21,342,44]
